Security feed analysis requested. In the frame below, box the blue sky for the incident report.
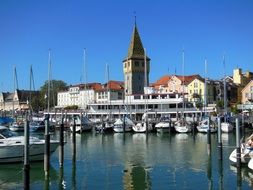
[1,0,253,92]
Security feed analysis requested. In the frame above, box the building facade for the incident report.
[241,80,253,104]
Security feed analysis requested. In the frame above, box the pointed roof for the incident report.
[125,24,150,61]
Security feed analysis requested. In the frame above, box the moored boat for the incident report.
[113,116,134,133]
[0,126,59,163]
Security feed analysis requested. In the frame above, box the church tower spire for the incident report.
[123,22,150,95]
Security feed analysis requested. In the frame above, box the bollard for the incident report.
[217,117,223,160]
[236,118,241,168]
[207,116,211,155]
[59,113,64,167]
[72,115,76,160]
[23,116,30,190]
[44,115,50,177]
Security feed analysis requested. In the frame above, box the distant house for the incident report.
[0,90,39,111]
[151,74,200,95]
[187,77,215,105]
[241,80,253,104]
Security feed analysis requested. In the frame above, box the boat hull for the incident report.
[0,140,59,163]
[221,122,233,133]
[229,148,252,164]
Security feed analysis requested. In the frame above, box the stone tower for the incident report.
[123,23,150,95]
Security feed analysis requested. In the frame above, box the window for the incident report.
[250,86,253,92]
[194,82,198,88]
[135,61,139,67]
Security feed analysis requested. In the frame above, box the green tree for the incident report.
[38,80,67,110]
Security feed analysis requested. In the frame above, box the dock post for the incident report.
[23,114,30,190]
[145,113,149,134]
[123,114,126,133]
[44,114,50,177]
[59,112,64,167]
[217,117,223,160]
[72,115,76,160]
[80,112,83,133]
[236,118,241,168]
[241,113,245,142]
[207,116,211,155]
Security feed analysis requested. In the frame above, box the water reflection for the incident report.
[3,130,253,189]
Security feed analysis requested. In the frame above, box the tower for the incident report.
[123,23,150,95]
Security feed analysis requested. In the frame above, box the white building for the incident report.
[57,81,124,109]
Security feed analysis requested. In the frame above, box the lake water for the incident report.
[1,129,253,190]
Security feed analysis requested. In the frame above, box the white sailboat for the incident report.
[113,115,134,133]
[197,59,217,133]
[174,50,192,133]
[133,48,153,133]
[221,56,233,133]
[9,66,25,132]
[155,115,174,133]
[95,63,114,133]
[70,114,93,133]
[133,112,153,133]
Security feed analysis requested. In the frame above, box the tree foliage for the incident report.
[31,80,67,111]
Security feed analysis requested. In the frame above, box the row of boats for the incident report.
[71,114,234,134]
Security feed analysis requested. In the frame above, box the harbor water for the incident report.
[1,129,253,189]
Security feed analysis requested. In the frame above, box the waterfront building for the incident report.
[241,80,253,104]
[0,90,38,111]
[233,68,253,102]
[187,76,215,106]
[57,83,99,109]
[123,23,150,95]
[57,81,124,109]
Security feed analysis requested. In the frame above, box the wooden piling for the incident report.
[236,118,241,168]
[44,115,50,177]
[241,114,245,142]
[217,117,223,160]
[59,113,64,167]
[23,116,30,190]
[123,114,126,133]
[207,116,211,155]
[72,115,76,160]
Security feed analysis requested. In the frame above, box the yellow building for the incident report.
[187,77,214,106]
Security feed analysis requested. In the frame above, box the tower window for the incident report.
[142,62,144,67]
[135,61,139,67]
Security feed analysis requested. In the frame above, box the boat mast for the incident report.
[83,48,88,110]
[182,49,185,119]
[223,55,227,117]
[204,59,207,116]
[47,49,51,115]
[144,48,147,111]
[12,65,18,118]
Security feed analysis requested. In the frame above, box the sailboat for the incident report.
[196,59,217,133]
[133,48,153,133]
[9,66,24,132]
[95,63,114,133]
[155,115,174,133]
[174,50,192,133]
[221,56,233,133]
[113,115,134,133]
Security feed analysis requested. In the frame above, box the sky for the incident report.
[0,0,253,92]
